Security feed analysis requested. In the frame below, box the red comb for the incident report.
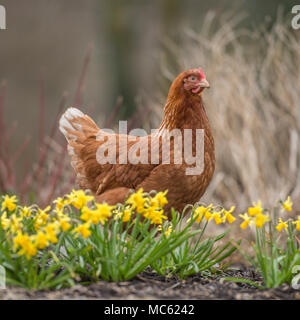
[197,68,206,80]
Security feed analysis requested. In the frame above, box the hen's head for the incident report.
[168,68,210,101]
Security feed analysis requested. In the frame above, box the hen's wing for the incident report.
[59,108,158,195]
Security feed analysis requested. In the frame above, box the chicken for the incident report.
[59,68,215,217]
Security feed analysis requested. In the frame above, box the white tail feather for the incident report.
[59,107,84,141]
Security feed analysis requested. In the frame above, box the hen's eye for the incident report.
[190,76,196,81]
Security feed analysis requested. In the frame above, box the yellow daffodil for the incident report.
[13,231,30,251]
[222,206,236,224]
[293,216,300,231]
[248,200,263,216]
[34,231,49,249]
[281,196,293,212]
[164,225,172,237]
[144,206,167,224]
[44,223,60,244]
[239,213,251,229]
[114,208,132,223]
[0,212,10,230]
[192,204,213,223]
[150,191,168,208]
[34,206,51,231]
[20,206,31,218]
[18,239,37,259]
[59,217,72,232]
[83,203,113,225]
[12,232,37,259]
[68,190,94,209]
[54,197,70,210]
[204,210,213,221]
[9,214,23,234]
[213,211,223,225]
[94,203,113,224]
[1,195,17,212]
[253,213,270,228]
[122,208,132,222]
[276,218,288,232]
[126,188,147,214]
[80,206,92,222]
[73,222,91,239]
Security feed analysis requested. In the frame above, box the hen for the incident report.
[59,68,215,216]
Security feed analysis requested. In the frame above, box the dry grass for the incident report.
[154,12,300,214]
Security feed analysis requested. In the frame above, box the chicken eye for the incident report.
[190,76,196,81]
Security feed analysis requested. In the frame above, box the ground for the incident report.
[0,266,299,300]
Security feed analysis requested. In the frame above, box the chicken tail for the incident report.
[59,107,100,188]
[59,107,99,142]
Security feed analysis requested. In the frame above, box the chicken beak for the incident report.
[199,78,210,88]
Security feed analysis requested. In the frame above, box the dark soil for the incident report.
[0,266,299,300]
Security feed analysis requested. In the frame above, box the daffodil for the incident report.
[1,195,17,212]
[54,197,70,210]
[80,206,93,222]
[12,231,37,259]
[114,208,132,223]
[68,190,94,209]
[18,239,37,260]
[44,223,60,244]
[253,213,270,228]
[150,191,168,208]
[192,204,213,223]
[204,210,213,221]
[84,203,114,225]
[276,218,288,232]
[239,213,251,229]
[9,214,23,234]
[222,206,236,224]
[73,222,91,239]
[55,210,71,229]
[293,216,300,231]
[0,212,10,230]
[212,211,223,225]
[281,196,293,212]
[59,217,72,232]
[144,206,167,224]
[126,188,147,213]
[248,200,263,216]
[13,231,30,251]
[34,206,51,229]
[20,206,31,218]
[95,203,113,224]
[34,231,49,249]
[164,225,172,237]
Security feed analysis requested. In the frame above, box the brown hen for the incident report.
[59,68,215,217]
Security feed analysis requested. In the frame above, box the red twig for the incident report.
[44,147,68,205]
[11,135,31,165]
[104,96,123,128]
[38,71,45,153]
[0,81,6,161]
[73,44,93,107]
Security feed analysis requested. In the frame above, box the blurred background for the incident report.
[0,0,299,217]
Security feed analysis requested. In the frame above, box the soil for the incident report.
[0,265,299,300]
